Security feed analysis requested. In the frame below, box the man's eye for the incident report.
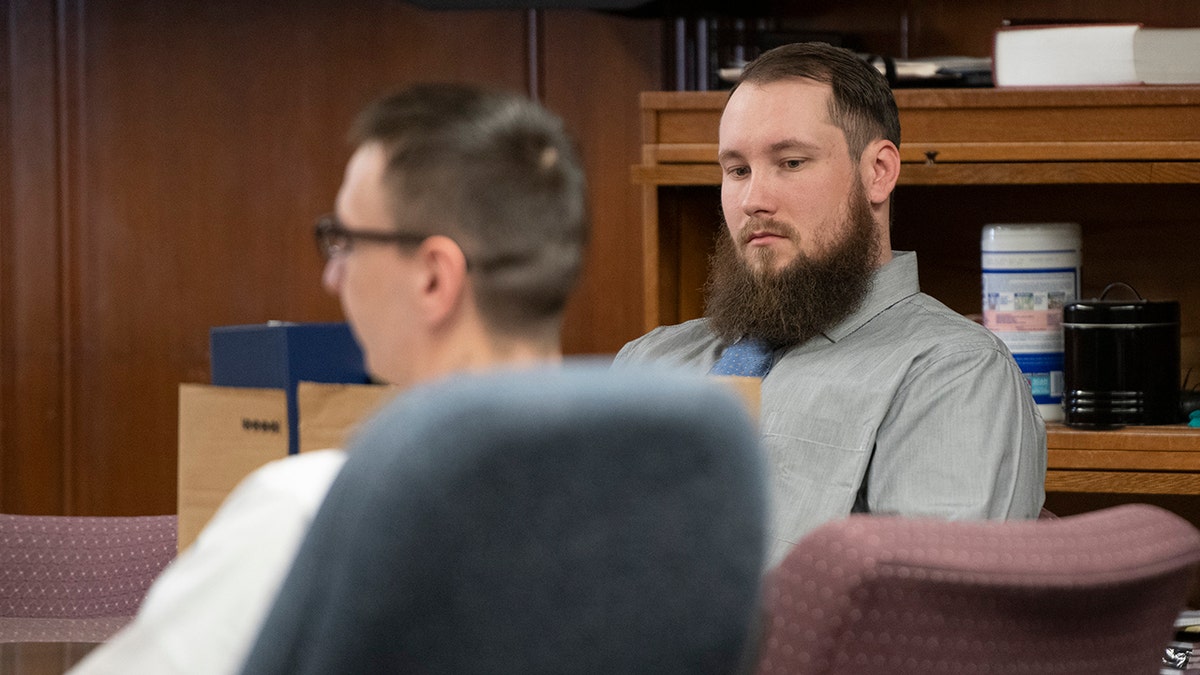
[725,166,749,178]
[783,159,805,169]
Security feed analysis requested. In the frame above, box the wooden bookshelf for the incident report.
[1048,423,1200,495]
[634,86,1200,494]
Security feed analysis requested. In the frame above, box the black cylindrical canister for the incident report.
[1062,289,1181,428]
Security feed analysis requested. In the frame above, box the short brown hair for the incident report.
[734,42,901,160]
[351,84,589,338]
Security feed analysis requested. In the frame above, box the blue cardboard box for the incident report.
[210,322,369,454]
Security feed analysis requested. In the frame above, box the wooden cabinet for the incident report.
[1049,424,1200,495]
[633,86,1200,496]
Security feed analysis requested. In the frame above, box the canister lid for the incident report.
[1063,299,1179,325]
[980,222,1081,250]
[1063,282,1179,326]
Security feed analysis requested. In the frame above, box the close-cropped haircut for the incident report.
[733,42,901,160]
[350,84,589,338]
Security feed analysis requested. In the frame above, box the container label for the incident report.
[1012,352,1065,405]
[982,266,1078,353]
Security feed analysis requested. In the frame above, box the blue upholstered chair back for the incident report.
[240,364,768,675]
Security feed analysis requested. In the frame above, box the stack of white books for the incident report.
[993,22,1200,87]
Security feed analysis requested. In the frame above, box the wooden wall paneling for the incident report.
[1,0,69,514]
[56,0,529,516]
[540,9,662,355]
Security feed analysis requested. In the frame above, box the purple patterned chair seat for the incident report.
[755,504,1200,675]
[0,514,176,643]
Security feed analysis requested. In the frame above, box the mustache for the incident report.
[739,218,796,246]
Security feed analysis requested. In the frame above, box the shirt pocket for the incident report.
[760,412,873,546]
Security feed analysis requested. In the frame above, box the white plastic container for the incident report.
[981,223,1082,422]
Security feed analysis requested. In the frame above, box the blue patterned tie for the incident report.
[709,337,774,378]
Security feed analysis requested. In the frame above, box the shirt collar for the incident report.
[820,250,921,343]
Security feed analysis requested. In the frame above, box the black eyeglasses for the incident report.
[313,214,430,261]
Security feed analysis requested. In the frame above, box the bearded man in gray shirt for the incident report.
[615,42,1046,566]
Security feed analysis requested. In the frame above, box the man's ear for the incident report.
[861,139,901,206]
[415,235,469,328]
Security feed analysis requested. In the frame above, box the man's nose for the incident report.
[739,173,777,217]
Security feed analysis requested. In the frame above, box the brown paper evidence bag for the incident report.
[176,382,398,552]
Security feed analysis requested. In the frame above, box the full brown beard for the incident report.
[704,182,881,349]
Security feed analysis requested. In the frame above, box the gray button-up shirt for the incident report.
[615,251,1047,565]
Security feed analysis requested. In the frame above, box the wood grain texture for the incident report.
[1046,471,1200,495]
[1049,450,1200,472]
[1,0,68,515]
[0,643,98,675]
[540,9,662,355]
[63,0,531,516]
[2,0,664,518]
[1049,423,1200,452]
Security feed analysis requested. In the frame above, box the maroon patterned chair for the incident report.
[0,514,177,643]
[755,504,1200,675]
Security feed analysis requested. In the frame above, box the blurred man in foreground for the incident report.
[72,82,589,674]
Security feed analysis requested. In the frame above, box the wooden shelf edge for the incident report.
[641,143,1200,166]
[904,142,1200,163]
[899,162,1200,185]
[632,164,721,186]
[894,85,1200,109]
[640,90,728,110]
[1048,422,1200,452]
[633,161,1200,186]
[642,87,1200,111]
[1046,470,1200,495]
[1049,449,1200,472]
